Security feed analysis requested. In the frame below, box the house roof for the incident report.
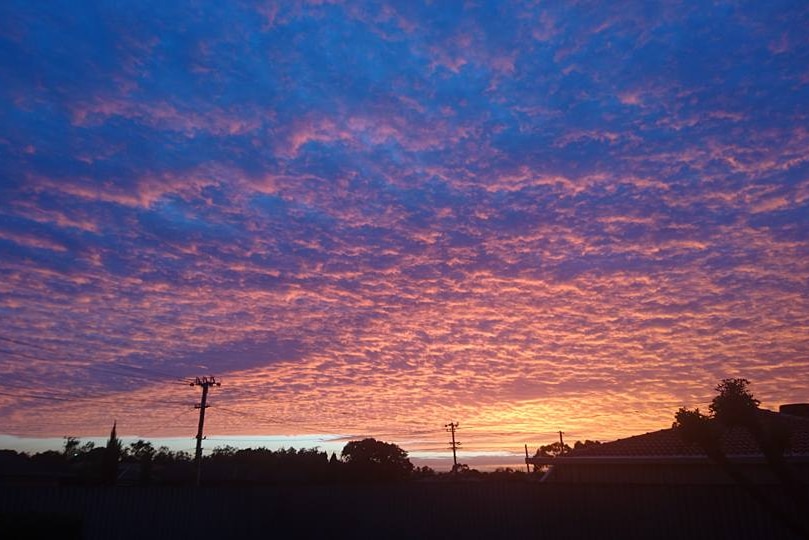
[528,409,809,465]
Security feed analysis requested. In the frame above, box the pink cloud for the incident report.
[26,164,228,209]
[490,52,517,75]
[257,2,279,31]
[278,117,353,158]
[531,11,559,42]
[71,97,264,137]
[0,230,67,252]
[7,201,101,233]
[618,91,642,106]
[768,33,790,54]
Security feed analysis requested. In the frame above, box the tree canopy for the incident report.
[534,441,570,458]
[672,378,808,537]
[341,438,414,482]
[673,378,763,448]
[708,378,761,426]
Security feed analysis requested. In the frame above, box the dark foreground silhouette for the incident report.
[0,482,804,540]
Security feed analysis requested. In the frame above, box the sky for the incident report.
[1,1,808,470]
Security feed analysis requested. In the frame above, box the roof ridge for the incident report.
[562,411,809,459]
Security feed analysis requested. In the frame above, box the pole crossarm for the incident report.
[445,422,461,471]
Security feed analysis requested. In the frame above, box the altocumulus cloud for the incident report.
[0,0,808,456]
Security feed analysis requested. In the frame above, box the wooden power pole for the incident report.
[445,422,461,471]
[191,376,220,486]
[525,444,530,473]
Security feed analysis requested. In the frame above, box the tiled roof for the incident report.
[555,410,809,461]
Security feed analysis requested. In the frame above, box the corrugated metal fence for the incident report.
[0,482,804,539]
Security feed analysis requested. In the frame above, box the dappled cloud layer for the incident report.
[1,1,808,457]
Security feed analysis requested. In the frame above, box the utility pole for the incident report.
[445,422,461,471]
[558,430,565,454]
[191,376,220,486]
[525,444,530,473]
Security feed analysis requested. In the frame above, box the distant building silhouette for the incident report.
[527,405,809,484]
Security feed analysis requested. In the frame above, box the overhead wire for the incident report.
[210,405,285,424]
[0,335,195,384]
[0,380,195,407]
[207,405,371,439]
[2,379,475,445]
[207,403,446,445]
[0,335,53,351]
[136,407,197,439]
[205,436,332,443]
[0,346,193,386]
[1,336,491,449]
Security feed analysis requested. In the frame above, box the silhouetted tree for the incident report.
[0,449,28,472]
[128,440,155,485]
[80,441,95,455]
[200,446,332,485]
[174,450,192,461]
[573,439,602,451]
[341,438,414,482]
[210,445,238,459]
[153,446,173,464]
[153,447,193,485]
[63,437,95,466]
[325,451,343,482]
[673,407,722,460]
[534,441,570,458]
[101,422,121,485]
[127,440,154,459]
[674,381,809,538]
[489,467,527,482]
[63,436,80,459]
[29,450,63,466]
[706,380,791,478]
[449,463,483,479]
[709,378,760,425]
[530,441,571,473]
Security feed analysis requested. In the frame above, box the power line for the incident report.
[11,407,198,438]
[211,405,290,425]
[1,383,432,442]
[0,342,490,454]
[205,436,331,443]
[0,410,197,433]
[0,383,192,407]
[210,403,457,440]
[0,389,78,403]
[137,407,197,439]
[207,406,447,450]
[0,347,55,363]
[0,335,54,351]
[0,335,195,384]
[0,347,190,385]
[2,378,186,402]
[210,407,399,438]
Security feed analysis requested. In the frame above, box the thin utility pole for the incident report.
[558,430,565,454]
[445,422,461,471]
[191,376,220,486]
[525,444,530,473]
